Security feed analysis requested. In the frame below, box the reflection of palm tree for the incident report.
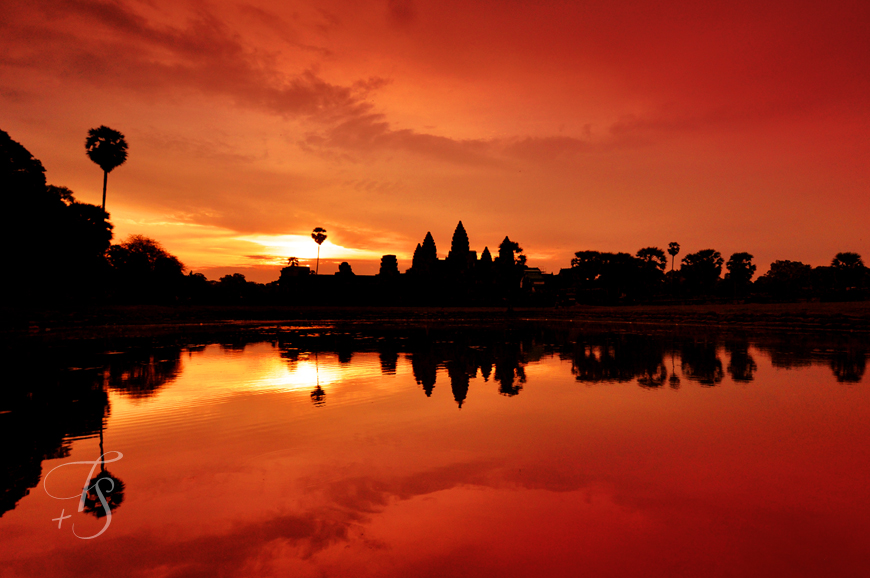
[85,126,128,212]
[311,227,327,275]
[311,351,326,406]
[310,386,326,406]
[83,420,125,518]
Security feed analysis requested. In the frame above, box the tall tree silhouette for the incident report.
[831,252,864,269]
[107,235,184,302]
[311,227,327,274]
[85,126,128,212]
[636,247,667,295]
[637,247,667,271]
[755,260,813,300]
[667,242,680,272]
[4,129,113,301]
[681,249,724,295]
[830,252,866,291]
[725,252,756,297]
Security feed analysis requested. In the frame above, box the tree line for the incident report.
[562,245,867,305]
[2,127,867,307]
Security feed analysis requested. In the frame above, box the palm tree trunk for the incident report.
[316,246,320,275]
[101,171,108,212]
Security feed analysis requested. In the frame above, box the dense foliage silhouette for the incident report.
[3,128,869,307]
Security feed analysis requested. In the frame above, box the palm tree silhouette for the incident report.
[667,242,680,272]
[311,227,327,275]
[85,126,128,212]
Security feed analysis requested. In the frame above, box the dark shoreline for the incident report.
[3,301,870,341]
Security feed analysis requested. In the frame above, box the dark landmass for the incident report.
[3,301,870,342]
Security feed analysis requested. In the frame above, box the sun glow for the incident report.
[238,234,386,262]
[254,359,342,392]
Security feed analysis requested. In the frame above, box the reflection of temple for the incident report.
[275,324,867,406]
[411,350,438,397]
[3,325,866,518]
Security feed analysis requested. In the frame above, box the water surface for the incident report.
[1,323,868,577]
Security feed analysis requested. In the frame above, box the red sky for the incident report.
[2,0,868,280]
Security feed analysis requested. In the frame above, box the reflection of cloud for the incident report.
[6,456,598,577]
[11,509,357,578]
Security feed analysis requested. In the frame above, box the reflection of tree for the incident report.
[571,344,631,382]
[569,334,666,385]
[680,340,724,386]
[279,345,301,369]
[493,343,526,396]
[758,336,817,370]
[106,346,182,399]
[638,365,667,388]
[668,343,681,388]
[830,348,866,383]
[0,346,109,517]
[726,340,757,382]
[336,343,354,365]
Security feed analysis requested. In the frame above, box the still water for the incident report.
[1,322,869,577]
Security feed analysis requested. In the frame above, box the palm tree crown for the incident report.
[85,126,128,173]
[85,126,128,212]
[311,227,327,274]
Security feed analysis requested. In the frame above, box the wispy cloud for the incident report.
[1,0,383,119]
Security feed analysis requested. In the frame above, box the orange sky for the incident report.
[2,0,868,280]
